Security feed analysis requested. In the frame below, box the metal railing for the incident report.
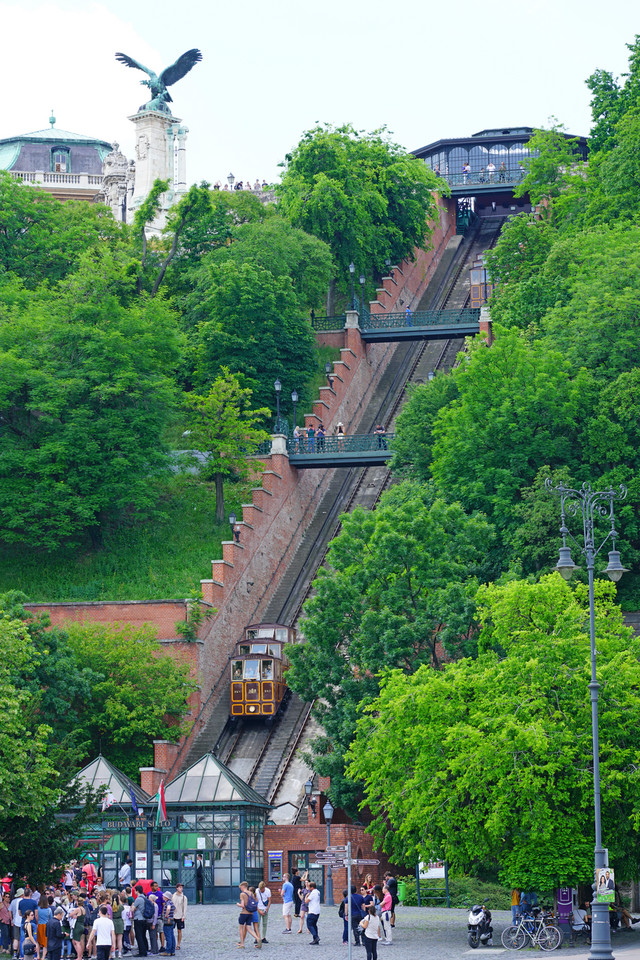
[437,167,527,187]
[287,432,395,455]
[361,308,480,330]
[310,314,346,331]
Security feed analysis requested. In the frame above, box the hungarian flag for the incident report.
[155,780,167,826]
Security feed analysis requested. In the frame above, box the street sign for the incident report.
[347,859,381,866]
[326,844,348,851]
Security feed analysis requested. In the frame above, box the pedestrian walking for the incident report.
[281,875,294,933]
[236,883,261,949]
[305,883,320,945]
[360,906,382,960]
[256,884,270,945]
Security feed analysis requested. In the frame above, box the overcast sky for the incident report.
[1,0,638,186]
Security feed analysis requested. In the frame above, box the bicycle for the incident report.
[501,909,563,951]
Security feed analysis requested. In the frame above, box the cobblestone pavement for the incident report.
[170,905,640,959]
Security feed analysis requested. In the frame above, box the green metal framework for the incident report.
[440,168,526,188]
[361,308,480,330]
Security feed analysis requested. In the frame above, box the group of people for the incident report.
[212,181,269,192]
[272,870,399,953]
[292,421,344,453]
[0,866,187,960]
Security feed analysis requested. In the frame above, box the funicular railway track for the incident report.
[188,217,507,804]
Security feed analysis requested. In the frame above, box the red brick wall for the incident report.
[264,822,377,904]
[24,599,191,640]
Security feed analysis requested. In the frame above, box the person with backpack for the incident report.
[349,886,365,946]
[236,883,261,949]
[131,887,151,957]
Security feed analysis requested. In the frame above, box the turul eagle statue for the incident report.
[115,48,203,114]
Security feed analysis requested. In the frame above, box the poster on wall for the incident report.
[596,868,615,903]
[135,853,147,876]
[197,837,206,850]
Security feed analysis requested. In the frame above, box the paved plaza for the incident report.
[174,905,640,959]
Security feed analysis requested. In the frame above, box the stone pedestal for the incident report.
[127,110,189,232]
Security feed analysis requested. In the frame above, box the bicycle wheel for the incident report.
[537,924,562,951]
[501,925,527,949]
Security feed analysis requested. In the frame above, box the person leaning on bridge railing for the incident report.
[333,422,345,451]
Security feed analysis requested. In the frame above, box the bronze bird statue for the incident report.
[115,48,202,113]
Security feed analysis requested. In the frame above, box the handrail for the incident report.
[288,432,395,455]
[361,308,480,331]
[310,314,346,331]
[437,167,526,187]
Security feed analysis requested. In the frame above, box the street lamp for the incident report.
[359,274,366,315]
[229,511,239,543]
[385,257,394,280]
[324,362,334,390]
[304,778,316,817]
[323,800,334,905]
[227,172,235,191]
[349,262,355,310]
[291,390,298,429]
[546,478,628,960]
[274,378,282,434]
[427,370,435,382]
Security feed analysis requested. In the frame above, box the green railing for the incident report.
[438,167,527,188]
[310,314,346,331]
[361,308,480,330]
[287,432,395,455]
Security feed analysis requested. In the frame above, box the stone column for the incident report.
[128,110,181,231]
[173,125,189,194]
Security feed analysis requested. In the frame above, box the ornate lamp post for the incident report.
[546,478,627,960]
[304,778,316,817]
[291,390,298,429]
[227,172,235,191]
[323,800,334,905]
[349,262,356,310]
[359,274,366,315]
[274,378,282,433]
[325,362,334,391]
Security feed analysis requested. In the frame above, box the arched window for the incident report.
[448,147,468,174]
[51,148,70,173]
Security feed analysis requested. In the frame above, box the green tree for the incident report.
[183,370,270,522]
[430,330,593,548]
[286,481,493,811]
[64,621,196,778]
[0,614,57,830]
[587,35,640,152]
[0,173,122,287]
[189,259,317,413]
[390,373,459,480]
[348,575,640,887]
[204,216,332,315]
[278,124,440,311]
[514,123,586,211]
[0,249,180,549]
[542,225,640,376]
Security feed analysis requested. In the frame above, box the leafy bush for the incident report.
[397,875,512,910]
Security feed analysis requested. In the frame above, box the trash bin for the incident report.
[397,881,406,903]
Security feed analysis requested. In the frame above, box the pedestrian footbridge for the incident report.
[360,308,480,343]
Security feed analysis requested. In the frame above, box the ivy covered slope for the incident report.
[285,36,640,886]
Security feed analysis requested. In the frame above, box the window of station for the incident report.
[232,661,243,680]
[488,145,509,164]
[243,660,260,680]
[261,660,273,680]
[52,149,69,172]
[469,145,488,170]
[448,147,468,173]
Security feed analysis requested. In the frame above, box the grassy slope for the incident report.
[0,475,248,602]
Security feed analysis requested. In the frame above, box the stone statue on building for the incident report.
[115,49,203,114]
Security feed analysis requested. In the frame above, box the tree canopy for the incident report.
[348,576,640,889]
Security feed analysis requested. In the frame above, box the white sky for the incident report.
[1,0,638,185]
